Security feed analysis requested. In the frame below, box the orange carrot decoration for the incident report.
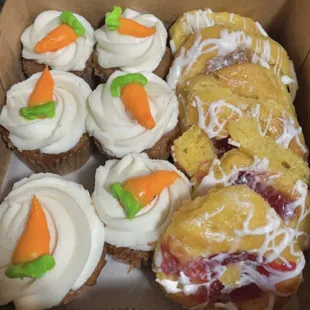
[123,170,180,207]
[110,73,156,129]
[28,66,54,108]
[122,83,156,129]
[35,24,77,54]
[106,7,156,38]
[34,11,85,54]
[12,195,50,265]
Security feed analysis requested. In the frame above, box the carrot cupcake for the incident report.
[93,7,171,82]
[21,10,96,87]
[153,186,305,310]
[92,153,191,269]
[86,71,179,160]
[0,67,92,175]
[0,173,106,310]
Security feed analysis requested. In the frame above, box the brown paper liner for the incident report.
[92,47,173,83]
[93,125,181,161]
[61,246,107,305]
[106,243,152,271]
[1,127,91,175]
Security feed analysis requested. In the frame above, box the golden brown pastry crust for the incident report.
[154,186,304,310]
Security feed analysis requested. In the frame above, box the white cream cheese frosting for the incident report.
[21,10,95,71]
[0,173,105,310]
[0,70,91,154]
[95,8,167,72]
[86,71,179,158]
[92,153,191,251]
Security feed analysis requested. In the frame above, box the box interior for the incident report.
[1,0,310,309]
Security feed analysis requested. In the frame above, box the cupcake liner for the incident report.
[92,47,173,83]
[61,246,107,305]
[17,135,91,175]
[1,127,91,175]
[105,243,151,270]
[93,125,181,161]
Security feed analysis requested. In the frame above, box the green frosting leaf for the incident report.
[110,73,148,97]
[60,11,85,37]
[106,6,122,30]
[19,101,56,120]
[5,254,56,279]
[110,183,142,219]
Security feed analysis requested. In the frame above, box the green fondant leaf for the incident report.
[110,73,148,97]
[19,101,56,121]
[110,183,142,219]
[5,254,56,279]
[60,11,86,37]
[105,6,122,30]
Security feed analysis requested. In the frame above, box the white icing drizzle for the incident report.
[247,104,273,136]
[288,181,310,248]
[155,198,305,304]
[281,75,295,85]
[255,21,268,37]
[197,156,271,195]
[228,138,241,147]
[155,279,182,294]
[167,30,254,88]
[198,158,310,248]
[194,97,243,139]
[276,113,307,154]
[180,9,268,47]
[183,9,215,34]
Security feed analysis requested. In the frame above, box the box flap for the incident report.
[25,0,286,28]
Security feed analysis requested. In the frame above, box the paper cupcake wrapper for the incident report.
[16,136,91,175]
[93,125,180,161]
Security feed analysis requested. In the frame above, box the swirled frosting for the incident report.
[86,71,179,158]
[95,8,167,72]
[21,11,95,71]
[0,173,105,310]
[92,153,191,251]
[0,70,91,154]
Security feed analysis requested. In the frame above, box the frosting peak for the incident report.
[21,10,95,71]
[95,8,167,72]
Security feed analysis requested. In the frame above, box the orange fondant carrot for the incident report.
[12,195,50,265]
[28,66,54,108]
[34,24,78,54]
[123,170,180,206]
[121,82,156,129]
[118,18,156,38]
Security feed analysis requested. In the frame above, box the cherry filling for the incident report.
[160,244,296,304]
[233,171,295,221]
[212,137,236,158]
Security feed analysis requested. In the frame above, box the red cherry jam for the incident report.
[160,244,296,304]
[233,171,295,221]
[212,137,236,158]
